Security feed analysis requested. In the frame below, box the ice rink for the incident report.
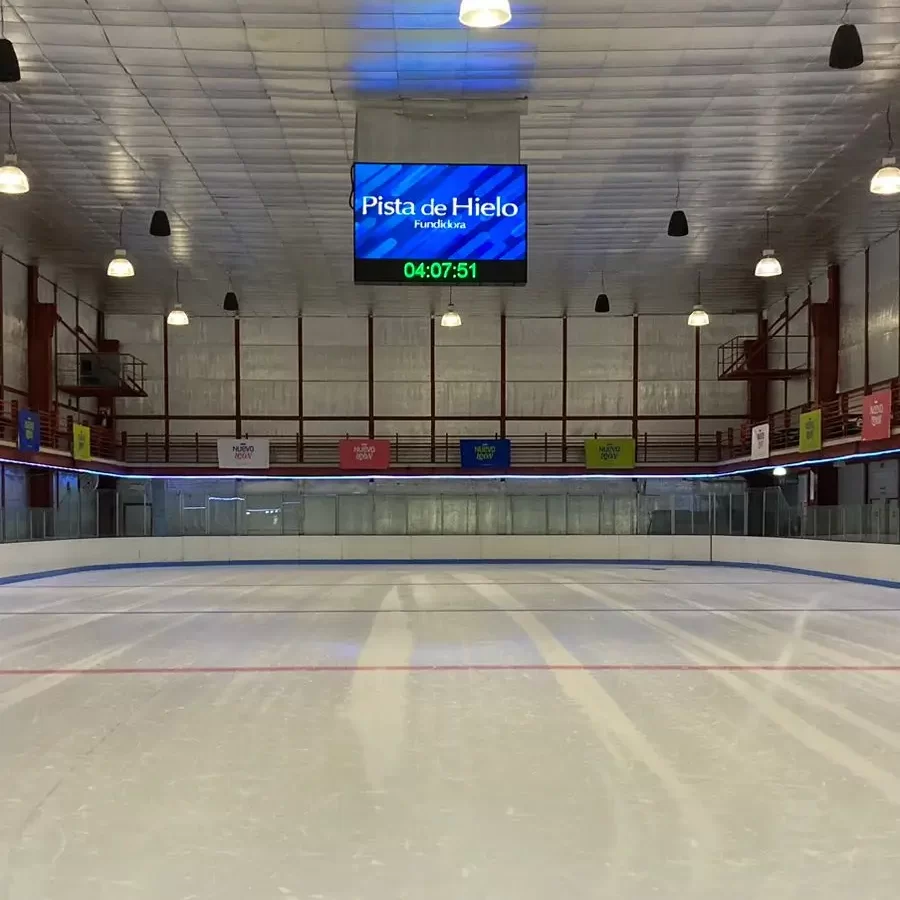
[3,563,900,900]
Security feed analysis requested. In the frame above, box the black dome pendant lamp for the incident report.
[667,180,689,237]
[149,184,171,237]
[829,1,863,70]
[0,2,21,83]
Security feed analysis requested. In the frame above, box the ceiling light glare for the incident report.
[441,304,462,327]
[870,157,900,195]
[687,303,709,327]
[755,249,782,278]
[459,0,511,28]
[772,465,788,477]
[107,248,134,278]
[0,151,27,194]
[166,303,189,326]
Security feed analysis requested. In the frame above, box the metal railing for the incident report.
[120,432,725,467]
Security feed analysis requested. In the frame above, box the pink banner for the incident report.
[339,438,391,470]
[862,389,892,442]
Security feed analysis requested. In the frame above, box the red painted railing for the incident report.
[3,380,897,472]
[722,378,900,460]
[0,400,117,460]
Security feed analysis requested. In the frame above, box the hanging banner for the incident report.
[17,409,41,453]
[750,423,770,460]
[584,437,636,470]
[862,389,892,442]
[459,439,511,469]
[799,409,822,452]
[217,438,270,469]
[339,438,391,470]
[72,423,92,461]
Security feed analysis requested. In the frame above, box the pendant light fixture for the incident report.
[149,184,171,236]
[107,209,134,277]
[829,1,863,70]
[0,1,21,83]
[667,180,689,237]
[594,270,610,313]
[870,105,900,196]
[754,212,782,278]
[687,272,709,327]
[167,271,189,326]
[459,0,511,28]
[440,297,462,328]
[223,289,239,313]
[0,101,28,194]
[772,465,788,477]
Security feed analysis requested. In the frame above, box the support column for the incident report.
[808,263,842,506]
[26,265,56,509]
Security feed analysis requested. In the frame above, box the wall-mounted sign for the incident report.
[339,438,391,470]
[217,438,270,469]
[799,409,823,452]
[353,162,527,286]
[750,423,770,460]
[584,438,636,470]
[862,389,892,442]
[460,439,511,469]
[72,423,91,461]
[17,409,40,453]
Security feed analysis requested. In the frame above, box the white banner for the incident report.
[750,423,770,461]
[217,437,270,469]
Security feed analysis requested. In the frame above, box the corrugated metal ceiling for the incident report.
[1,0,899,316]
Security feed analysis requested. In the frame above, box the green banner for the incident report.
[584,438,636,470]
[799,409,822,452]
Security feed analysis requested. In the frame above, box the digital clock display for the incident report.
[353,162,527,286]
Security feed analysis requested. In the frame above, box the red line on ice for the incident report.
[1,663,899,676]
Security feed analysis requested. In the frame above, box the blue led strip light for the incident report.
[2,444,900,481]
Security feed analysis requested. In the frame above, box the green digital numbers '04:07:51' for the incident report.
[403,261,478,281]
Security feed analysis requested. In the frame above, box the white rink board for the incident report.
[2,535,900,585]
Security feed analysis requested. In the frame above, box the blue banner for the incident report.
[460,439,511,469]
[354,163,527,262]
[17,409,41,453]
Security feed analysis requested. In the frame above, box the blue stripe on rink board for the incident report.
[0,557,899,589]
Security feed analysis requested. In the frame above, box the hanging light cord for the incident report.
[697,271,702,303]
[1,1,6,38]
[6,103,15,155]
[887,105,894,155]
[841,0,851,23]
[765,210,771,245]
[675,179,681,207]
[117,208,124,245]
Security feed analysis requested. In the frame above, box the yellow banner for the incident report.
[799,409,822,452]
[584,438,636,470]
[72,423,91,461]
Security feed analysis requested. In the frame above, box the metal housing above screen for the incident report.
[353,162,527,286]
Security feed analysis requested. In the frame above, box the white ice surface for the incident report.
[2,564,900,900]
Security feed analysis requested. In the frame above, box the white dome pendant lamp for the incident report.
[688,272,709,327]
[167,271,190,326]
[870,105,900,196]
[107,209,135,277]
[0,102,28,195]
[459,0,511,28]
[754,211,782,278]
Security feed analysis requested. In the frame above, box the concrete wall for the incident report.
[3,535,900,585]
[106,312,755,443]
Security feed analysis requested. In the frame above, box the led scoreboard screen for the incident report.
[353,162,527,286]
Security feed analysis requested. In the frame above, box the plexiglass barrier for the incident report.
[2,483,897,544]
